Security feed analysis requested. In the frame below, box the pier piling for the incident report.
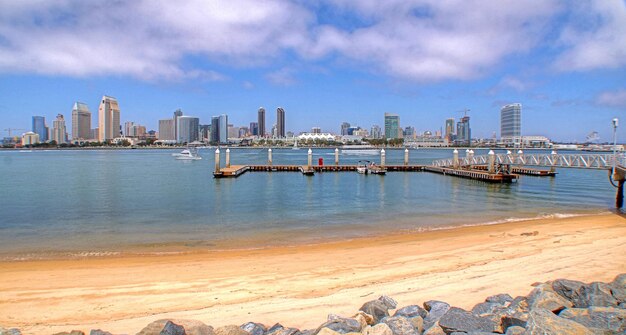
[307,148,312,168]
[550,150,557,172]
[453,149,459,169]
[618,181,624,209]
[404,148,409,166]
[488,150,495,174]
[381,149,386,167]
[268,148,272,166]
[335,148,339,165]
[226,148,231,168]
[214,148,220,173]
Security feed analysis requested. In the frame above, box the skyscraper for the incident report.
[501,103,522,147]
[98,96,120,142]
[384,113,400,139]
[210,117,220,143]
[250,122,259,136]
[276,107,285,138]
[456,116,471,146]
[445,118,455,142]
[158,119,175,140]
[71,102,91,140]
[52,114,67,144]
[370,125,382,139]
[219,114,228,143]
[32,116,48,142]
[258,107,265,138]
[176,116,200,143]
[341,122,351,136]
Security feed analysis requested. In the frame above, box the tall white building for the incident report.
[98,96,120,142]
[501,103,521,147]
[52,114,67,144]
[176,116,199,143]
[71,102,91,140]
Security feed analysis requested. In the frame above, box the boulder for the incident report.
[299,330,315,335]
[362,324,393,335]
[352,311,375,329]
[422,301,450,330]
[504,326,525,335]
[379,296,398,309]
[53,331,85,335]
[267,328,299,335]
[501,313,528,331]
[551,279,585,303]
[360,300,391,324]
[407,316,423,334]
[394,305,427,319]
[315,318,361,335]
[381,316,418,335]
[137,319,214,335]
[267,324,284,334]
[0,328,21,335]
[609,274,626,304]
[471,302,504,316]
[422,324,445,335]
[559,306,626,334]
[486,293,514,305]
[524,308,594,335]
[528,285,572,313]
[215,325,248,335]
[438,307,498,334]
[240,323,266,335]
[316,329,340,335]
[161,321,186,335]
[90,330,113,335]
[579,282,619,308]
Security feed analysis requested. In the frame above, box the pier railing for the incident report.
[431,153,625,170]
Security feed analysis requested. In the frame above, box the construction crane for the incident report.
[2,128,27,137]
[456,109,470,117]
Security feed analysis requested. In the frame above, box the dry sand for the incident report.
[1,213,625,334]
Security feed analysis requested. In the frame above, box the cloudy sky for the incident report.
[1,0,625,142]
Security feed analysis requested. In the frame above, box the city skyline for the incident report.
[1,1,625,143]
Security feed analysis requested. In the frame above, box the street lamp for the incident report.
[613,118,619,177]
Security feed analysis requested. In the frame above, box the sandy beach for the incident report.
[1,213,625,334]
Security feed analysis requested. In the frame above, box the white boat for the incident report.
[341,144,379,155]
[357,160,369,174]
[172,148,202,160]
[292,139,300,150]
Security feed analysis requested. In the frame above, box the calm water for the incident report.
[0,148,619,259]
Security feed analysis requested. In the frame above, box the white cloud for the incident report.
[554,1,626,71]
[597,89,626,108]
[265,68,297,86]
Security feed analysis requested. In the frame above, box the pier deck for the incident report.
[471,165,556,176]
[424,166,518,183]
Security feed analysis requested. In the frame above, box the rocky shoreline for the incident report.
[2,274,625,335]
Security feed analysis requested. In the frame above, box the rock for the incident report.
[422,324,445,335]
[315,318,361,335]
[215,325,248,335]
[609,274,626,304]
[138,319,214,335]
[267,328,299,335]
[504,326,525,335]
[360,300,391,324]
[161,321,186,335]
[299,330,315,335]
[501,313,528,331]
[267,324,284,334]
[486,293,514,305]
[438,307,498,334]
[316,329,340,335]
[362,324,393,335]
[612,273,626,288]
[240,323,266,335]
[90,330,113,335]
[0,328,21,335]
[471,302,504,316]
[394,305,428,319]
[379,296,398,309]
[580,282,619,307]
[559,306,626,334]
[53,331,85,335]
[407,316,423,334]
[552,279,585,303]
[422,301,450,330]
[352,311,375,329]
[524,308,594,335]
[528,285,573,313]
[381,316,418,335]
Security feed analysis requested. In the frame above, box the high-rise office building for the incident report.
[404,126,416,139]
[456,116,471,146]
[173,109,183,140]
[258,107,265,138]
[276,107,285,138]
[52,114,67,144]
[341,122,351,136]
[98,96,120,142]
[370,125,382,139]
[210,117,220,143]
[250,122,259,136]
[32,116,48,142]
[71,102,91,140]
[384,113,400,139]
[445,118,455,141]
[500,103,522,147]
[158,119,175,140]
[199,125,211,141]
[176,116,200,143]
[219,114,228,143]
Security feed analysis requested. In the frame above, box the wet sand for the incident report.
[1,213,625,334]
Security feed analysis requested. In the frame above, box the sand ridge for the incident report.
[0,213,625,334]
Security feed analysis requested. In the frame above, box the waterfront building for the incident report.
[239,127,249,138]
[370,125,382,139]
[228,124,239,139]
[384,113,400,139]
[456,116,471,146]
[176,116,200,143]
[445,118,455,142]
[210,117,220,143]
[199,125,211,141]
[90,128,98,140]
[341,122,351,136]
[21,131,39,146]
[98,96,120,142]
[258,107,265,138]
[71,102,91,140]
[404,126,416,139]
[311,127,321,134]
[501,103,522,147]
[219,114,228,143]
[32,116,48,142]
[250,122,259,136]
[158,119,175,140]
[353,129,369,138]
[276,107,285,138]
[297,132,335,142]
[127,124,146,138]
[52,114,67,144]
[124,121,135,137]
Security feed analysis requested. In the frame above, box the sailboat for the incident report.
[292,139,301,150]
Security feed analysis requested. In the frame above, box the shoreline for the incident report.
[1,213,625,334]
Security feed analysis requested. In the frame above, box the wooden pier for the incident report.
[424,166,518,183]
[471,165,556,177]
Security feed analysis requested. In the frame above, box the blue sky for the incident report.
[0,0,625,142]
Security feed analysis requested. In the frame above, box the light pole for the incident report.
[612,118,619,177]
